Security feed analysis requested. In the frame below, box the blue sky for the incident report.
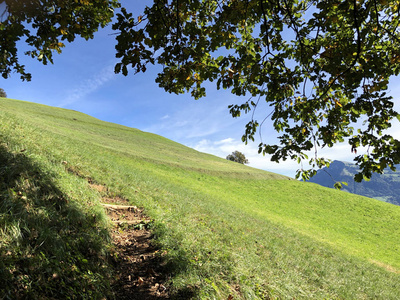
[2,1,400,178]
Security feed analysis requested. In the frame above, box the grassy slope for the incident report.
[1,98,400,299]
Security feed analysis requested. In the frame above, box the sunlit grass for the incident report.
[1,98,400,299]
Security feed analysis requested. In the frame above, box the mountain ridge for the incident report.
[307,160,400,205]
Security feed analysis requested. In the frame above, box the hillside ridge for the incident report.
[1,98,400,299]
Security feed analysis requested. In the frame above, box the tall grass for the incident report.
[1,98,400,299]
[0,108,113,299]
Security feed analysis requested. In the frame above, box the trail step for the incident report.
[101,203,138,211]
[111,220,144,225]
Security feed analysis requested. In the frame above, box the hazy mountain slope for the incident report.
[307,160,400,205]
[1,98,400,299]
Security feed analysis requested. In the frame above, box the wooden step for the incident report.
[112,220,143,225]
[101,203,138,211]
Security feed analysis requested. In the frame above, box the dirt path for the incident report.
[97,192,170,299]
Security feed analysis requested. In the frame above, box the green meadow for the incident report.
[1,98,399,299]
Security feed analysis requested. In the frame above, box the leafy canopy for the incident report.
[3,0,400,182]
[0,0,120,81]
[113,0,400,182]
[226,150,249,164]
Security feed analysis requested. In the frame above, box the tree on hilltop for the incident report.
[3,0,400,183]
[0,88,6,97]
[226,151,249,165]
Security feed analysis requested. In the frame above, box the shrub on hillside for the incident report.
[226,151,249,165]
[0,88,6,98]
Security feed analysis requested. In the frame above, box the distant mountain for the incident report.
[307,160,400,205]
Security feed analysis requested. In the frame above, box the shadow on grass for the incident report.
[0,144,198,299]
[0,144,112,299]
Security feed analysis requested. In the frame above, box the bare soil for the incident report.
[91,183,170,299]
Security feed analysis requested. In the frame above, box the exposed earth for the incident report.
[91,183,170,299]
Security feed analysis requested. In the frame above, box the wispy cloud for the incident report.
[59,64,116,107]
[192,137,300,177]
[191,135,378,178]
[143,98,240,141]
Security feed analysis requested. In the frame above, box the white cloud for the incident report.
[214,138,235,145]
[190,135,383,178]
[386,117,400,140]
[192,137,300,177]
[59,64,116,107]
[143,98,240,141]
[314,143,358,163]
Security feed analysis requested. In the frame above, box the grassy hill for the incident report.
[1,98,400,299]
[307,160,400,205]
